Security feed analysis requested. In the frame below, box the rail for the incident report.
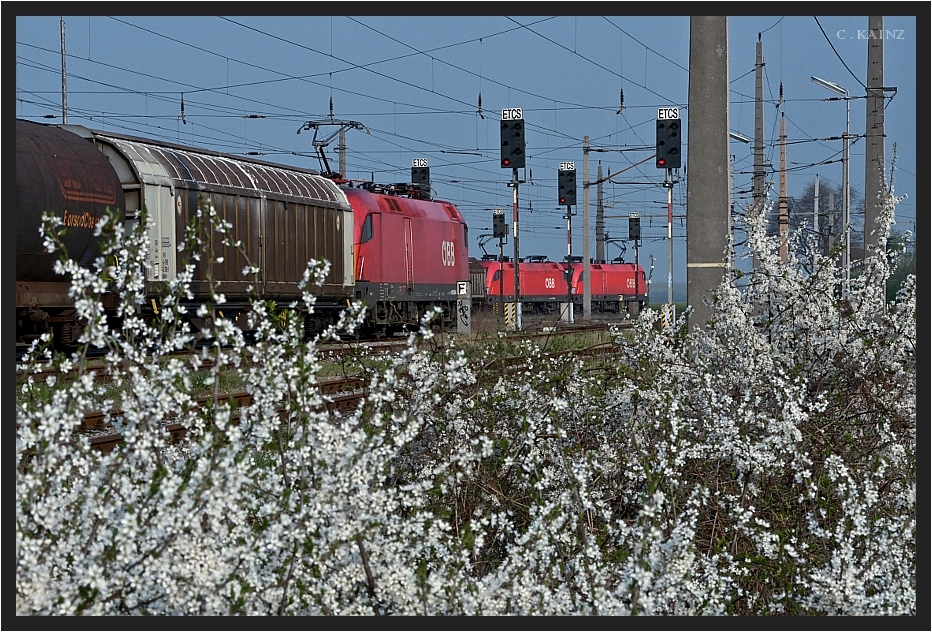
[49,376,367,455]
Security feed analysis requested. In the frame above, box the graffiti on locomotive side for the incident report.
[442,241,456,267]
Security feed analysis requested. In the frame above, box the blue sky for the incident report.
[15,13,919,288]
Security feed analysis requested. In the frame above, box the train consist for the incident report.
[16,118,646,351]
[16,119,468,348]
[472,256,647,314]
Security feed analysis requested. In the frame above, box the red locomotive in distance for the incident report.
[477,256,648,315]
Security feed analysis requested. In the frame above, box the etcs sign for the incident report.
[502,108,523,121]
[559,161,576,171]
[412,158,428,167]
[657,107,679,120]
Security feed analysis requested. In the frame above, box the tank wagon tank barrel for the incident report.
[16,119,127,347]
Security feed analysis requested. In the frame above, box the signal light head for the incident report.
[655,116,682,169]
[500,118,527,169]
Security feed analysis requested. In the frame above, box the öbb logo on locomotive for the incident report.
[442,241,456,267]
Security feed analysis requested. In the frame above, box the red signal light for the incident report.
[657,157,667,167]
[559,197,567,204]
[503,158,512,167]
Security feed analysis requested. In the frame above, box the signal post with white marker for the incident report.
[501,108,526,330]
[656,107,681,326]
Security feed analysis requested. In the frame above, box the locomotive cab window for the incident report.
[492,270,501,282]
[360,214,374,243]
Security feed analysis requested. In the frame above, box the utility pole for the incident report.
[582,136,591,317]
[813,174,820,270]
[779,114,788,262]
[666,169,674,306]
[338,129,346,179]
[686,16,731,330]
[60,17,68,124]
[864,15,886,265]
[499,238,504,322]
[812,74,852,293]
[512,169,521,330]
[582,161,591,319]
[596,163,604,262]
[565,203,574,323]
[842,92,850,296]
[752,35,765,271]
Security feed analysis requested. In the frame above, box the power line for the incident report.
[601,16,689,73]
[812,16,867,90]
[507,17,684,106]
[759,17,785,35]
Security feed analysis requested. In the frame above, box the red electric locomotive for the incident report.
[481,258,566,313]
[480,257,647,314]
[342,183,469,336]
[581,261,648,313]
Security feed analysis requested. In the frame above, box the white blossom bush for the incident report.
[16,181,914,615]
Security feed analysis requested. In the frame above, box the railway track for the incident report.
[78,337,622,455]
[16,321,619,386]
[512,321,615,339]
[15,337,410,387]
[20,319,628,457]
[71,375,368,455]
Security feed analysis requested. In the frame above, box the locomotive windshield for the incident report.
[360,214,374,243]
